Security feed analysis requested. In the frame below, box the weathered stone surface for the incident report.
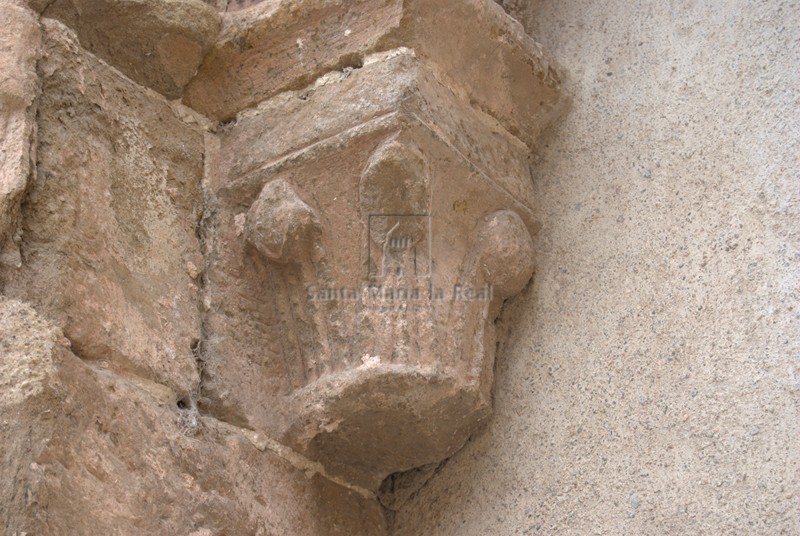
[220,0,264,10]
[183,0,400,120]
[1,297,68,534]
[0,0,791,532]
[473,210,535,297]
[245,178,322,263]
[225,0,265,9]
[216,49,536,208]
[13,0,51,12]
[43,0,220,99]
[2,0,567,529]
[201,51,542,489]
[0,297,386,535]
[198,0,279,11]
[0,5,40,268]
[183,0,564,147]
[1,20,205,397]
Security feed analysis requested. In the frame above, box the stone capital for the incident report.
[198,0,566,490]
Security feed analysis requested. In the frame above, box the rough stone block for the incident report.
[0,297,386,536]
[2,20,205,397]
[183,0,564,147]
[216,49,536,207]
[42,0,220,99]
[0,5,40,267]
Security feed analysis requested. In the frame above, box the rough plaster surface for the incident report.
[395,0,799,534]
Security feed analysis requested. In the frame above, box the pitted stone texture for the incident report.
[183,0,564,147]
[1,20,205,396]
[215,49,536,211]
[492,0,540,37]
[0,298,66,533]
[43,0,220,99]
[6,0,52,12]
[0,5,40,108]
[0,298,386,536]
[199,0,271,11]
[202,51,546,489]
[474,210,535,298]
[223,0,265,10]
[183,0,400,120]
[0,5,40,267]
[245,178,321,263]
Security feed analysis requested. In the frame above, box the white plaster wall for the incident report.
[395,0,799,533]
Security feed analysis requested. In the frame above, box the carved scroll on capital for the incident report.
[245,179,321,264]
[472,210,536,299]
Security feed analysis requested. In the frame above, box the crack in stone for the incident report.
[67,335,377,500]
[202,415,376,501]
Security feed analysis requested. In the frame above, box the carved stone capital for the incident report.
[200,0,565,490]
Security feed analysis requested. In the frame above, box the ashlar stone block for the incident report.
[183,0,564,147]
[2,20,206,397]
[42,0,220,99]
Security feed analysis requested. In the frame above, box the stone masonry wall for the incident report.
[0,0,796,534]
